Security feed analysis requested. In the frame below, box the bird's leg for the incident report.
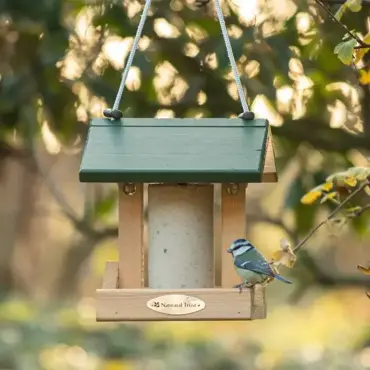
[233,282,254,293]
[233,283,245,293]
[261,278,272,287]
[244,282,255,288]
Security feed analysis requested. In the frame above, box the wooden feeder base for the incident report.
[97,262,266,321]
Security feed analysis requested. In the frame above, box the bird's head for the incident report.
[227,238,255,257]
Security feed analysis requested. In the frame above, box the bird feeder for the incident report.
[78,0,278,321]
[79,117,277,321]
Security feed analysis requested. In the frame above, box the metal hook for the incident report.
[123,183,136,195]
[227,183,239,195]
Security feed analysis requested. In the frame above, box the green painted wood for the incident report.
[79,118,269,183]
[90,118,267,127]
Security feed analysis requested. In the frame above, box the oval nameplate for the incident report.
[147,295,206,315]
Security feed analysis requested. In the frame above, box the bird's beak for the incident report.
[227,248,232,253]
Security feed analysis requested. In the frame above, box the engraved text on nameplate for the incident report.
[147,295,206,315]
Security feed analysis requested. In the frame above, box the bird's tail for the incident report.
[274,274,292,284]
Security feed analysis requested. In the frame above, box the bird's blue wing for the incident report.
[234,257,275,277]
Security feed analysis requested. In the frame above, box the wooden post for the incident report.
[262,130,278,182]
[251,284,266,319]
[147,184,214,289]
[118,183,144,288]
[220,183,247,288]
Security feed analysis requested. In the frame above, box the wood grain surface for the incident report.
[96,262,266,321]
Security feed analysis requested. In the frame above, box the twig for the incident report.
[352,203,370,217]
[314,0,370,49]
[293,180,370,253]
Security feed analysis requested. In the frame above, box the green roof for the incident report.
[79,118,269,183]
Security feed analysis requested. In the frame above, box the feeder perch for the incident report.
[79,117,277,321]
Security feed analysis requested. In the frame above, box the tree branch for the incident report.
[315,0,370,49]
[56,234,103,299]
[293,180,370,253]
[273,119,370,151]
[349,203,370,217]
[249,206,370,291]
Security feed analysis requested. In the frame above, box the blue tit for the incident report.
[227,238,292,291]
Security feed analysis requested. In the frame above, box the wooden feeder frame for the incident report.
[79,117,277,321]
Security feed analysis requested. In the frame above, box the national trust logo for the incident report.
[147,294,206,315]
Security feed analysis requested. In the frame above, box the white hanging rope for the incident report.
[108,0,250,115]
[213,0,250,112]
[112,0,152,111]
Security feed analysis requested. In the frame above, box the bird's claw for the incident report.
[233,281,258,293]
[234,283,255,293]
[233,283,244,293]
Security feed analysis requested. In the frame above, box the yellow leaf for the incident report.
[359,70,370,85]
[301,190,322,205]
[344,176,357,187]
[357,264,370,275]
[320,191,339,204]
[271,250,297,268]
[285,256,297,268]
[327,191,338,200]
[326,170,362,187]
[354,32,370,62]
[270,238,297,268]
[354,48,370,63]
[322,181,334,191]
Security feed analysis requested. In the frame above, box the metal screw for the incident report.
[123,183,136,195]
[227,183,239,195]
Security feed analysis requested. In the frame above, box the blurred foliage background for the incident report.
[0,0,370,368]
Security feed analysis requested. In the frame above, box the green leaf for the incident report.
[334,38,357,65]
[347,0,362,12]
[335,0,362,20]
[335,3,347,20]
